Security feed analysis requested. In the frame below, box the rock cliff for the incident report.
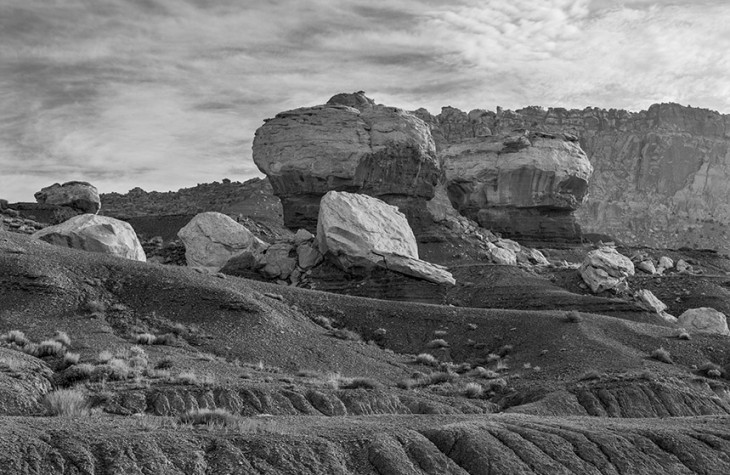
[417,103,730,252]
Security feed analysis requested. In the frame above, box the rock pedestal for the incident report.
[253,93,440,233]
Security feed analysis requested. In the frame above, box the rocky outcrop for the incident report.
[634,289,675,322]
[677,307,730,336]
[34,181,100,214]
[32,214,146,261]
[317,191,455,285]
[419,103,730,253]
[579,247,635,293]
[178,212,268,271]
[253,93,440,233]
[441,132,593,241]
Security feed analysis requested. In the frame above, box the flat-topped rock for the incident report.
[34,181,101,214]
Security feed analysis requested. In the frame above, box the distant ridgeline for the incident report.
[98,101,730,254]
[100,178,282,221]
[415,102,730,254]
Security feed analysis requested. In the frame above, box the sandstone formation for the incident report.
[253,92,440,233]
[441,132,593,241]
[178,212,268,271]
[417,103,730,253]
[32,214,145,261]
[316,191,454,285]
[579,247,635,293]
[34,181,100,215]
[677,307,730,336]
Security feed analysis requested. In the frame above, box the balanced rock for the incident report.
[316,191,454,285]
[178,212,268,271]
[677,308,730,336]
[34,181,101,214]
[441,132,593,241]
[253,93,440,233]
[579,247,635,293]
[32,214,145,261]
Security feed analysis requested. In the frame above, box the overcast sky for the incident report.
[2,0,729,202]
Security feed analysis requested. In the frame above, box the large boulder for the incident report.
[34,181,101,214]
[677,308,730,336]
[178,212,268,271]
[579,247,635,293]
[316,191,454,285]
[253,92,440,233]
[442,132,593,241]
[32,214,145,261]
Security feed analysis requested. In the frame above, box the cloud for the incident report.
[1,0,729,201]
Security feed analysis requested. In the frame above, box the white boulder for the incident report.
[635,289,676,322]
[33,214,145,261]
[486,242,517,265]
[677,308,729,336]
[178,212,268,271]
[657,256,674,273]
[637,260,657,275]
[316,191,454,285]
[579,247,635,293]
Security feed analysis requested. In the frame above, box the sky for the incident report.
[1,0,729,202]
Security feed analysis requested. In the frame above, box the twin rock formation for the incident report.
[253,92,593,242]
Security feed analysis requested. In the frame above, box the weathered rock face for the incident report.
[419,103,730,252]
[316,191,454,285]
[34,181,101,214]
[441,132,593,241]
[32,214,146,261]
[678,307,730,336]
[579,247,635,293]
[253,93,440,233]
[178,212,268,271]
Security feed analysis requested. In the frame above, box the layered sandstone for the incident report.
[441,132,592,241]
[253,93,440,232]
[418,103,730,252]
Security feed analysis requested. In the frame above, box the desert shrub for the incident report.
[155,357,174,370]
[311,315,334,330]
[565,310,582,323]
[578,370,603,381]
[463,382,484,399]
[427,371,457,386]
[174,371,216,386]
[650,347,673,364]
[3,330,29,346]
[397,378,419,390]
[33,340,65,358]
[84,300,106,314]
[154,333,177,346]
[53,331,71,347]
[470,366,499,379]
[496,360,509,372]
[43,389,89,416]
[135,333,157,345]
[415,353,438,366]
[699,362,724,378]
[56,363,94,387]
[485,378,508,392]
[454,362,472,374]
[372,328,387,339]
[62,352,80,366]
[677,329,691,340]
[485,353,501,364]
[179,408,239,427]
[339,377,382,390]
[497,345,513,357]
[332,328,361,341]
[426,339,449,349]
[93,359,131,381]
[97,350,113,364]
[433,330,448,337]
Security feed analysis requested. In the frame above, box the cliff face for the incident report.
[416,103,730,252]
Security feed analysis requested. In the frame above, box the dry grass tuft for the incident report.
[565,310,582,323]
[415,353,438,366]
[462,382,484,399]
[53,331,72,347]
[426,338,449,349]
[332,328,361,341]
[43,389,89,416]
[650,347,673,364]
[135,333,157,345]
